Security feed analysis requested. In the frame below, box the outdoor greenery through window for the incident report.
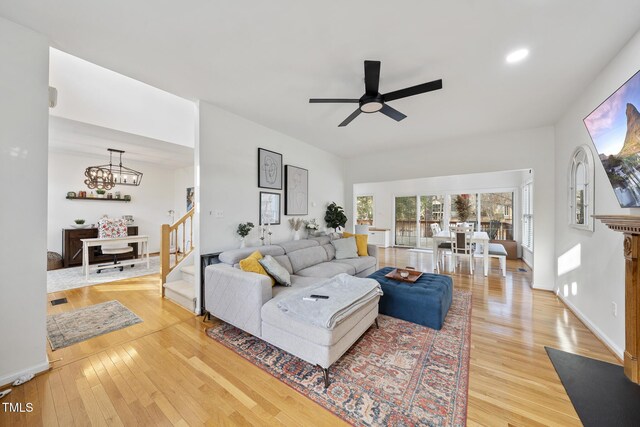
[395,196,417,246]
[356,195,374,225]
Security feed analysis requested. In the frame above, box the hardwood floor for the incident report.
[1,249,619,426]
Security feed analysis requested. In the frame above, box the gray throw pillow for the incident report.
[331,237,359,260]
[258,255,291,286]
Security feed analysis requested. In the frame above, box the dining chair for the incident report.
[431,223,451,271]
[96,217,134,273]
[450,224,475,274]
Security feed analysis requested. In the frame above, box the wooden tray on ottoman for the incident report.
[384,268,423,283]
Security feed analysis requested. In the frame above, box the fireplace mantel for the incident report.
[593,214,640,384]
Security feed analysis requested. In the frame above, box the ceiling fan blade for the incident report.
[309,98,359,103]
[383,79,443,102]
[338,108,362,127]
[379,104,407,122]
[364,60,381,95]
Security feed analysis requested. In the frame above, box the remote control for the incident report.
[310,294,329,299]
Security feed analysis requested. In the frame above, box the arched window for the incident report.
[569,145,595,231]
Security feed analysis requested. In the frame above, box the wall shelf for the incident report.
[65,196,131,202]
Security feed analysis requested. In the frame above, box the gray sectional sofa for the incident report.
[204,236,379,384]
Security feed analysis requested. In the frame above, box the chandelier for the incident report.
[84,149,143,190]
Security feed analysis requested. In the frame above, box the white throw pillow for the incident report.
[331,237,359,260]
[258,255,291,286]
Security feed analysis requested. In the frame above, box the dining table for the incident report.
[431,230,491,276]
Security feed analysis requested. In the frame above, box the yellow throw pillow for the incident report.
[239,251,275,286]
[343,232,369,256]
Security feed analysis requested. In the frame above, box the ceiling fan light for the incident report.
[360,101,383,113]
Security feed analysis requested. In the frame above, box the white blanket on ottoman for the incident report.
[277,273,382,329]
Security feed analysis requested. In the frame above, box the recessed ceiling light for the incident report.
[506,48,529,64]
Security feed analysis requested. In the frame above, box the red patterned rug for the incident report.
[206,291,471,426]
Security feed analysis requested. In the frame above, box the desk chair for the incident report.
[96,218,134,273]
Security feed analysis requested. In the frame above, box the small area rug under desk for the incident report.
[368,266,453,330]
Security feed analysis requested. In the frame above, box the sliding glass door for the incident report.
[419,195,445,247]
[395,196,417,246]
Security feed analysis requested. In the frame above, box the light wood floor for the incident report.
[0,249,619,426]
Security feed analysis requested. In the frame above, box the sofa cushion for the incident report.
[261,295,378,346]
[332,256,377,274]
[322,243,336,260]
[219,245,285,265]
[239,251,275,286]
[331,237,358,260]
[273,255,293,274]
[296,261,355,277]
[288,246,329,273]
[342,232,369,256]
[309,236,331,246]
[259,255,291,286]
[277,239,319,253]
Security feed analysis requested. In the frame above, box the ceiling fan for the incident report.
[309,60,443,127]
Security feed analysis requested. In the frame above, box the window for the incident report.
[480,192,514,240]
[395,196,417,246]
[356,195,374,225]
[522,181,534,250]
[568,145,595,231]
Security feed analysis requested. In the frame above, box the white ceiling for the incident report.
[3,1,640,157]
[49,116,194,168]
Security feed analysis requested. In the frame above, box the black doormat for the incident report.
[50,297,68,306]
[546,347,640,427]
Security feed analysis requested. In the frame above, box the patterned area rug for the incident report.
[47,256,160,293]
[206,291,471,426]
[47,300,142,350]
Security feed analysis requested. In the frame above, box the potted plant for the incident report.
[288,218,304,240]
[96,189,106,199]
[237,222,254,248]
[325,202,347,232]
[305,218,320,237]
[74,219,85,225]
[453,194,472,223]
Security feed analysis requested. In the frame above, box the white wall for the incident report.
[198,101,346,253]
[353,169,526,244]
[345,126,556,290]
[48,151,193,254]
[553,29,640,358]
[49,48,196,147]
[173,165,195,220]
[0,17,50,384]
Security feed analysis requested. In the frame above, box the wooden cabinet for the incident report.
[62,226,139,268]
[368,228,391,248]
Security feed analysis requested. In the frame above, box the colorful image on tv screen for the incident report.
[585,70,640,207]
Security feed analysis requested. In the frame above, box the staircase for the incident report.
[160,207,196,312]
[163,264,196,312]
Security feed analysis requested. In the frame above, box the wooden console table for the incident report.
[593,215,640,384]
[62,226,138,267]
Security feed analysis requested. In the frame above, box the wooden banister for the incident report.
[161,207,195,296]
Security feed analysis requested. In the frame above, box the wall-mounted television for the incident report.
[584,69,640,207]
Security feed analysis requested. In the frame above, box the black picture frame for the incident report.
[285,165,308,215]
[259,191,281,225]
[258,148,282,190]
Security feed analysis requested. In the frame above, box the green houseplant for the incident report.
[237,222,254,248]
[325,202,347,231]
[96,189,106,198]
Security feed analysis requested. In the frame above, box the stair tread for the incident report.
[181,265,195,275]
[163,279,195,300]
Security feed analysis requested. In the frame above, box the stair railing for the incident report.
[161,207,195,295]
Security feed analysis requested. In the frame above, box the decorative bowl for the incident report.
[70,223,89,229]
[399,270,410,279]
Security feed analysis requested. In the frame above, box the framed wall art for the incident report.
[285,165,308,215]
[258,148,282,190]
[259,191,281,225]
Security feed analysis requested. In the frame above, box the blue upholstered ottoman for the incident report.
[368,267,453,330]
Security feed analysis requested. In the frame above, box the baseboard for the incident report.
[0,359,50,388]
[556,292,624,361]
